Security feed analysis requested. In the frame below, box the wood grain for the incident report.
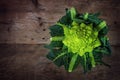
[0,0,119,45]
[0,44,119,80]
[0,0,120,79]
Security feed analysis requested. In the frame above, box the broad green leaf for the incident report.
[88,15,102,26]
[47,49,64,67]
[49,25,64,37]
[99,26,108,36]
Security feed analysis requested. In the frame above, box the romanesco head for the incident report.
[63,21,101,56]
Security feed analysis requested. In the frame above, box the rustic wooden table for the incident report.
[0,0,120,80]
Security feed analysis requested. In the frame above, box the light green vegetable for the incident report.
[45,7,111,73]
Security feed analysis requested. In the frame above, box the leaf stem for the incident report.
[53,52,66,62]
[89,52,96,67]
[68,54,78,72]
[50,36,64,41]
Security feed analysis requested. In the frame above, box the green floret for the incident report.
[62,22,101,56]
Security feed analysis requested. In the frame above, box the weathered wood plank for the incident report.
[0,0,119,45]
[0,0,120,80]
[0,44,119,80]
[0,29,119,45]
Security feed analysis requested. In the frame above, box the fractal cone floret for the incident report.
[45,7,111,73]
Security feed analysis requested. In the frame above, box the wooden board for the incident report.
[0,44,119,80]
[0,0,119,45]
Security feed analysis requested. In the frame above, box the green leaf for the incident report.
[78,14,84,19]
[47,49,64,67]
[97,21,106,31]
[47,49,62,60]
[93,47,111,67]
[88,14,102,26]
[58,8,77,27]
[93,51,103,63]
[99,37,108,47]
[49,25,64,37]
[58,11,72,26]
[93,12,100,17]
[70,7,77,20]
[53,52,66,61]
[46,51,55,60]
[106,41,112,54]
[50,36,64,41]
[63,52,73,70]
[48,41,63,49]
[99,26,108,36]
[94,46,111,55]
[73,18,84,23]
[82,53,93,73]
[83,13,89,20]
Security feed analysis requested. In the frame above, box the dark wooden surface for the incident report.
[0,44,120,80]
[0,0,119,45]
[0,0,120,80]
